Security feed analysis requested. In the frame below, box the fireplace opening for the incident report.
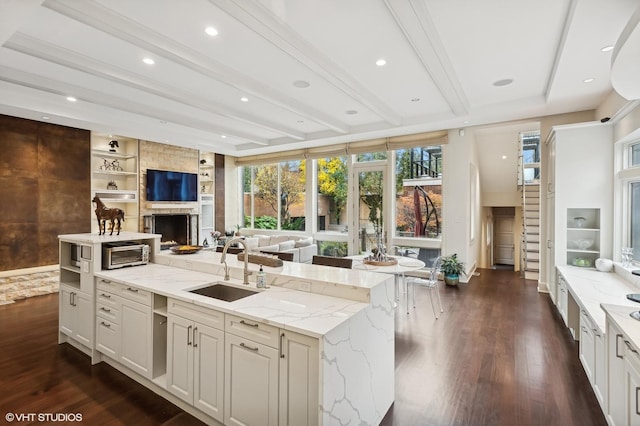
[150,214,198,245]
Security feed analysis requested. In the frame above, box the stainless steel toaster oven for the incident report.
[102,241,149,269]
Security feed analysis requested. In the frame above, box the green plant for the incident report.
[441,254,466,277]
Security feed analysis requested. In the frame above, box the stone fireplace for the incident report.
[145,214,198,245]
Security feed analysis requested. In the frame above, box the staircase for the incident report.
[522,184,540,280]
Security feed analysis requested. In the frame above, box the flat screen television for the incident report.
[146,169,198,202]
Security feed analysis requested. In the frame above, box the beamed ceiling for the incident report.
[0,0,638,157]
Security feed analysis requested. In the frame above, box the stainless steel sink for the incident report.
[188,282,259,302]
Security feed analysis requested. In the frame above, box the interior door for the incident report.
[494,216,514,265]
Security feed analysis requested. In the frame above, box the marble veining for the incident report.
[601,303,640,350]
[557,265,640,333]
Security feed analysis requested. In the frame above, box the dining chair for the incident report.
[405,256,443,318]
[312,255,353,269]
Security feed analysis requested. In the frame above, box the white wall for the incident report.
[442,129,480,280]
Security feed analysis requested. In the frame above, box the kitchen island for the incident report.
[59,233,395,426]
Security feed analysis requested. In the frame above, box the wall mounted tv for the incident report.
[146,169,198,202]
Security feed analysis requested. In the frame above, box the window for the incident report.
[619,141,640,263]
[394,146,442,239]
[243,160,306,231]
[316,156,348,233]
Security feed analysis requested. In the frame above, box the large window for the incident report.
[243,160,306,231]
[316,156,348,232]
[619,141,640,263]
[394,146,442,239]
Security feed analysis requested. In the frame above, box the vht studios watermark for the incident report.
[5,412,83,422]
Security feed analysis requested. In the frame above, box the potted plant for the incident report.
[441,253,466,286]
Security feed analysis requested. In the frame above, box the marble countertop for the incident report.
[95,262,370,338]
[155,248,390,291]
[557,265,640,332]
[601,303,640,350]
[59,232,161,244]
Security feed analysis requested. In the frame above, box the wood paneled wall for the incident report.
[0,115,90,271]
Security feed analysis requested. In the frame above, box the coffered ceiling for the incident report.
[0,0,637,157]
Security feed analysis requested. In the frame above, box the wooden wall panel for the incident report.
[0,115,90,271]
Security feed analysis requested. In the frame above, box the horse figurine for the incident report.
[92,196,125,235]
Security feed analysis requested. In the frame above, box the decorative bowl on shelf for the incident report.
[572,258,592,267]
[575,239,594,250]
[573,217,586,228]
[170,245,203,255]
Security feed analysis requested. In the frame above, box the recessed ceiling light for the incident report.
[205,26,219,37]
[240,97,249,102]
[143,57,155,65]
[502,155,507,160]
[493,78,514,87]
[376,58,386,67]
[583,78,594,83]
[601,45,614,52]
[293,80,310,88]
[411,98,420,102]
[463,121,469,124]
[42,116,50,120]
[345,110,358,115]
[221,135,227,139]
[66,96,77,102]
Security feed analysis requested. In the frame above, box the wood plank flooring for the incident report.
[0,268,605,425]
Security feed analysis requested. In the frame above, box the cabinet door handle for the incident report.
[187,325,192,346]
[625,340,639,354]
[547,240,552,249]
[101,279,112,284]
[101,293,111,299]
[240,342,259,352]
[69,292,74,306]
[593,330,601,338]
[636,387,640,415]
[240,320,259,328]
[100,321,111,328]
[280,333,285,359]
[193,327,198,348]
[100,307,111,313]
[126,287,139,293]
[616,334,624,359]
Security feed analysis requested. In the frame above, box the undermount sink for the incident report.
[188,282,259,302]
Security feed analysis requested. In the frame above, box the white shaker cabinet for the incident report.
[224,314,279,426]
[167,300,224,423]
[120,296,152,378]
[608,321,625,426]
[279,330,319,426]
[59,284,93,348]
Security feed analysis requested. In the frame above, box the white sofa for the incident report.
[242,234,317,263]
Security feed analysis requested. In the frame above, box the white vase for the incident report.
[595,258,613,272]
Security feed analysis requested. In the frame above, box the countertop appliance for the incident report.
[103,241,149,269]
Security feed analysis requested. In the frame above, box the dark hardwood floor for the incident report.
[0,268,605,425]
[382,268,606,426]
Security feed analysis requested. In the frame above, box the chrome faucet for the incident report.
[221,237,252,285]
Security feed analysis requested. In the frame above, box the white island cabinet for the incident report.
[76,243,394,426]
[58,232,161,362]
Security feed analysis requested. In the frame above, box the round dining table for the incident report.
[348,255,425,306]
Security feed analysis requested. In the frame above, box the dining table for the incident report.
[348,254,425,306]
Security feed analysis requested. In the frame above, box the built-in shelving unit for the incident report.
[91,133,139,233]
[199,152,215,245]
[566,208,600,268]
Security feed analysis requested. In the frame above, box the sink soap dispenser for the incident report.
[256,265,267,288]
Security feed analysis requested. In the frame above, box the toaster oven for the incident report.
[102,241,149,269]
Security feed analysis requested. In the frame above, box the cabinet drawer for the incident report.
[96,318,119,359]
[96,290,119,309]
[97,278,122,293]
[167,298,224,330]
[97,303,120,323]
[120,285,152,306]
[225,314,280,348]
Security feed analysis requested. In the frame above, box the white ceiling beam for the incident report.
[384,0,469,116]
[0,64,269,145]
[543,0,577,102]
[5,32,307,141]
[210,0,402,126]
[42,0,350,134]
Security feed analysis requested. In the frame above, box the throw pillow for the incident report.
[295,237,313,248]
[278,240,296,251]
